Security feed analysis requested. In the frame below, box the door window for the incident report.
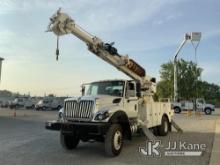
[126,82,136,97]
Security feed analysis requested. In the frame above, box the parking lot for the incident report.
[0,108,220,165]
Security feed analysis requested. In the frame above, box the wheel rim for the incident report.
[113,130,122,150]
[206,109,211,114]
[175,108,179,113]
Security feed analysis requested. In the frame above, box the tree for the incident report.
[156,59,203,99]
[156,59,220,107]
[197,81,220,106]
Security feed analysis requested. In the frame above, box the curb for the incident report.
[209,120,220,165]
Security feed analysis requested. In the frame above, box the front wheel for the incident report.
[60,131,79,150]
[105,124,123,157]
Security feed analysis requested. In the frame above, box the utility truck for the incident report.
[45,9,180,156]
[172,98,215,115]
[172,33,215,115]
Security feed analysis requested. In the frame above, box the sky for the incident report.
[0,0,219,96]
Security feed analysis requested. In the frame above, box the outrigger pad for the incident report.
[141,125,158,140]
[171,119,183,133]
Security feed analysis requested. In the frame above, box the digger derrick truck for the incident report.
[45,9,175,156]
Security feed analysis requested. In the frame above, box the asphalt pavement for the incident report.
[0,108,219,165]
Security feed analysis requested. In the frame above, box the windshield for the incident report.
[197,98,205,104]
[86,81,124,97]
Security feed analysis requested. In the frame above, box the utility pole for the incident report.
[0,57,4,82]
[173,32,201,102]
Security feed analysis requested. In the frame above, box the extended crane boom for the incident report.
[47,9,156,94]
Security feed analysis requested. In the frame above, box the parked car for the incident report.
[10,98,24,109]
[35,98,63,111]
[24,99,35,109]
[0,100,10,108]
[10,97,35,109]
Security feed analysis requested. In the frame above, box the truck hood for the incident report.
[65,95,122,109]
[206,103,215,109]
[96,95,122,109]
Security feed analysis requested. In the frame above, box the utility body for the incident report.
[45,9,176,156]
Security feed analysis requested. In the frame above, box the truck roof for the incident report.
[84,79,133,84]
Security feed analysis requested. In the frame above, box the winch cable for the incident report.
[191,40,200,100]
[56,35,60,61]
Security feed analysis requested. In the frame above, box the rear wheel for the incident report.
[158,116,169,136]
[204,108,212,115]
[174,107,181,113]
[60,131,79,150]
[105,124,123,156]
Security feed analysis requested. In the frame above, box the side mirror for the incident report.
[136,82,141,98]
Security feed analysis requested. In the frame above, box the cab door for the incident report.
[124,81,138,118]
[196,98,204,111]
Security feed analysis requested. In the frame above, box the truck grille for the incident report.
[64,100,94,120]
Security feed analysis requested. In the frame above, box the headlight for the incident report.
[95,111,109,120]
[58,112,63,120]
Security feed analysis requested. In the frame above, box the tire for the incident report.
[204,108,212,115]
[42,106,46,111]
[105,124,123,156]
[174,107,181,113]
[60,131,79,150]
[152,126,160,136]
[158,116,169,136]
